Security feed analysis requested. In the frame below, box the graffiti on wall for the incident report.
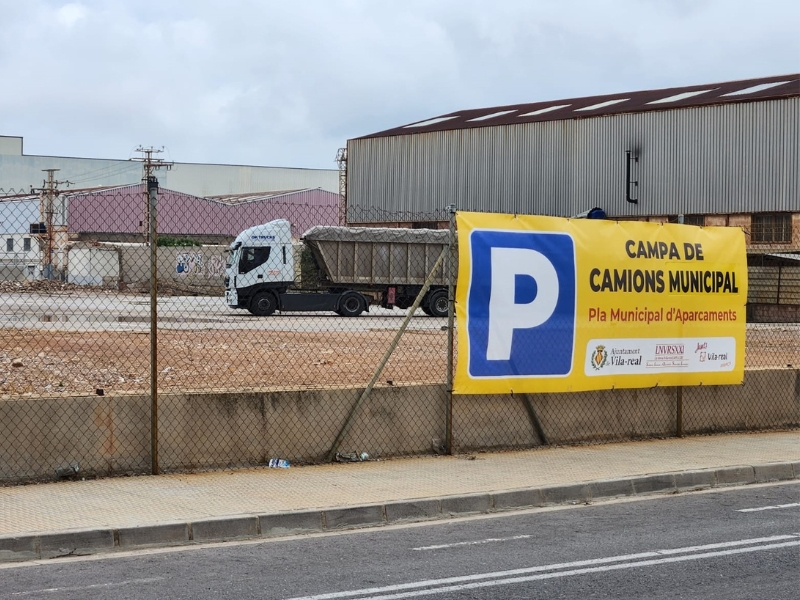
[205,255,226,278]
[176,253,203,276]
[174,252,226,279]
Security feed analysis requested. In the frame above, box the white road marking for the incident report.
[737,502,800,513]
[10,577,164,596]
[285,534,800,600]
[412,534,532,551]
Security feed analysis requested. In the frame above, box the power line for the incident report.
[132,147,173,244]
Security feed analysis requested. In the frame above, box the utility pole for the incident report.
[32,169,71,280]
[132,147,172,476]
[133,147,172,244]
[336,147,347,225]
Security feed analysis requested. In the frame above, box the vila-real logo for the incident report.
[591,345,608,370]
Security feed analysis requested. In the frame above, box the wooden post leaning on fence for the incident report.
[326,248,448,463]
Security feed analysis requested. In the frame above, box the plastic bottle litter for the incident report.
[55,462,80,478]
[269,458,290,468]
[359,452,369,461]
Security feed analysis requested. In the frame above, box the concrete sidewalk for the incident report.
[1,431,798,562]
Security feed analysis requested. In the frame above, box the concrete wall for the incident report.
[67,246,120,286]
[114,244,228,294]
[0,135,23,156]
[1,370,797,482]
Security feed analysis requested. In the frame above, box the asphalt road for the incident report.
[2,483,798,599]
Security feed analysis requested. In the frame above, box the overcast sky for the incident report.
[1,0,798,170]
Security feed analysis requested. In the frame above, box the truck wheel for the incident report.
[427,289,449,318]
[250,291,278,316]
[338,292,365,317]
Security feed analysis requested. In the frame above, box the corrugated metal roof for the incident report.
[359,74,800,139]
[204,188,319,205]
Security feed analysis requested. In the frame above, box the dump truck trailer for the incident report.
[224,219,450,317]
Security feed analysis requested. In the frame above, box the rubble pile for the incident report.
[0,280,115,294]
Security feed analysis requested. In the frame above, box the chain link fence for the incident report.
[1,186,798,482]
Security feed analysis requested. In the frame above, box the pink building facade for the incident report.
[67,184,339,240]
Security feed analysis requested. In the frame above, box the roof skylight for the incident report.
[467,110,517,122]
[721,81,791,96]
[403,116,459,128]
[575,98,629,111]
[647,90,714,104]
[519,104,571,116]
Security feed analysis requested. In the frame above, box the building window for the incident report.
[751,213,792,243]
[683,214,705,227]
[6,238,13,252]
[667,215,705,226]
[23,238,31,251]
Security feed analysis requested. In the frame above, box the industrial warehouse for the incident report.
[343,73,799,254]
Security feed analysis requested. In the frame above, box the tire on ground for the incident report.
[338,292,365,317]
[249,291,278,316]
[426,289,448,318]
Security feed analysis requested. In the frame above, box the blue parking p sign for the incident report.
[466,229,576,378]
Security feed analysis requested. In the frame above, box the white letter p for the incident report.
[486,248,559,361]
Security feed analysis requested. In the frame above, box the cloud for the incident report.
[55,2,88,28]
[0,0,797,170]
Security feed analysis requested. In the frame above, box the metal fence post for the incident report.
[148,176,159,475]
[446,205,457,454]
[676,386,683,438]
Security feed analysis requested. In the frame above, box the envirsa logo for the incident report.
[467,229,576,378]
[655,344,685,358]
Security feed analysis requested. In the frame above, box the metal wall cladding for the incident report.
[0,154,339,196]
[346,98,800,221]
[67,185,339,239]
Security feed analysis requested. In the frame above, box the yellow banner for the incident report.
[454,211,747,394]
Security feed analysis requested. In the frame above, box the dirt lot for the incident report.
[1,325,797,398]
[0,328,450,397]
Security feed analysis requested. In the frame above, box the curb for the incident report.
[1,461,797,563]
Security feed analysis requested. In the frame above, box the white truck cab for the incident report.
[225,219,294,313]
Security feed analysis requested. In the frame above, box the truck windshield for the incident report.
[239,247,271,274]
[226,249,237,269]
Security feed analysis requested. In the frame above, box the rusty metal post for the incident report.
[446,205,456,454]
[148,176,159,474]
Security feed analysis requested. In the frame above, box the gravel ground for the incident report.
[1,324,797,397]
[0,327,449,396]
